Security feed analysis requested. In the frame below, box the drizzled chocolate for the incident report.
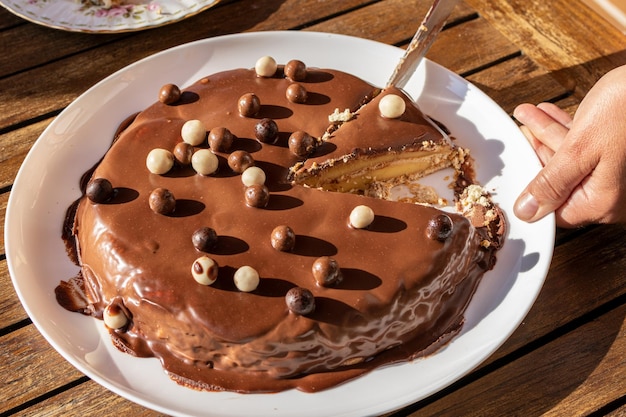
[58,60,503,393]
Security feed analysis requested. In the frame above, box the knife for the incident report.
[386,0,459,91]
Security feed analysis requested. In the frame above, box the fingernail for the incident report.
[515,192,539,221]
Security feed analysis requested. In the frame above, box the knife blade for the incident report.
[386,0,459,91]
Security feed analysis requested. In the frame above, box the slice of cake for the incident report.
[56,56,505,393]
[291,87,461,196]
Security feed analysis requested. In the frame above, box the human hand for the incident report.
[513,65,626,228]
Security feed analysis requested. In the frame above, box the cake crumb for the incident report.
[329,108,353,123]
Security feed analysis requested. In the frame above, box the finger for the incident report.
[514,140,595,223]
[513,103,569,152]
[536,102,573,129]
[554,147,626,227]
[519,125,555,166]
[554,180,594,228]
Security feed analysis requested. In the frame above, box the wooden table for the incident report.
[1,0,625,415]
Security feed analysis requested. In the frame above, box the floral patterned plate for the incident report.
[0,0,220,33]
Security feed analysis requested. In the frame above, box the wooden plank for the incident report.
[427,17,519,74]
[18,379,165,417]
[235,0,382,31]
[398,301,626,416]
[465,54,571,114]
[0,6,26,29]
[0,325,86,414]
[0,119,52,191]
[0,0,379,79]
[0,258,29,329]
[466,0,626,97]
[0,191,6,252]
[0,25,127,78]
[305,0,476,45]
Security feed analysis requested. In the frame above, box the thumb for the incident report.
[514,145,593,223]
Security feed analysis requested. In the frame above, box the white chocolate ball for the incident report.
[191,256,219,285]
[241,166,266,187]
[191,149,219,176]
[233,266,260,292]
[379,94,406,119]
[146,148,174,175]
[181,119,206,146]
[349,205,375,229]
[255,56,278,77]
[103,304,128,329]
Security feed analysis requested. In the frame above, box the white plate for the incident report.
[5,32,554,417]
[0,0,220,33]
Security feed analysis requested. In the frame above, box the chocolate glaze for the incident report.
[59,64,500,393]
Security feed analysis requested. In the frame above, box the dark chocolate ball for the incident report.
[286,83,307,103]
[426,214,453,241]
[288,131,316,158]
[149,188,176,215]
[86,178,114,203]
[271,225,296,252]
[244,184,270,208]
[158,83,181,105]
[192,227,218,252]
[312,256,342,287]
[284,59,307,81]
[254,118,279,143]
[238,93,261,117]
[285,287,315,315]
[208,127,235,152]
[228,150,255,174]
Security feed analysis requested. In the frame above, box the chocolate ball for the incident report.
[285,287,315,315]
[288,131,316,158]
[378,94,406,119]
[192,227,218,252]
[255,56,278,77]
[254,118,279,143]
[191,149,219,176]
[426,214,453,241]
[103,303,128,330]
[149,188,176,215]
[181,119,206,146]
[244,184,270,208]
[271,225,296,252]
[173,142,194,166]
[284,59,307,81]
[228,150,255,173]
[146,148,174,175]
[158,83,181,104]
[234,266,260,292]
[241,166,266,187]
[286,83,307,104]
[312,256,342,287]
[191,256,219,286]
[86,177,114,203]
[208,127,234,152]
[238,93,261,117]
[349,205,375,229]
